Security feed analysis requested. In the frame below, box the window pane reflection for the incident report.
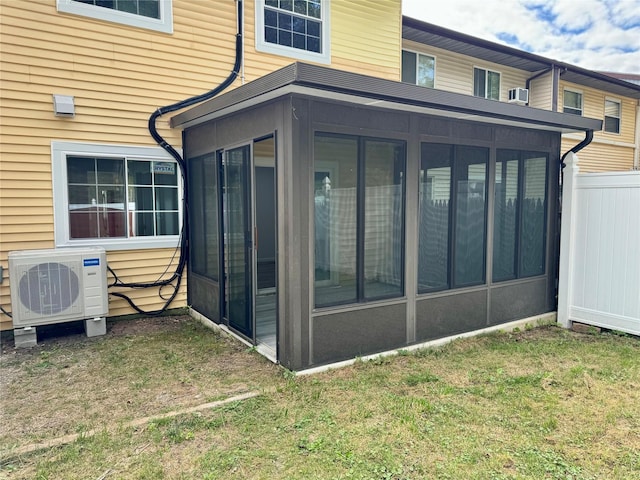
[521,155,547,277]
[363,140,404,299]
[418,144,488,292]
[493,150,547,282]
[418,144,451,291]
[314,133,405,307]
[66,155,179,240]
[314,135,358,307]
[454,148,487,287]
[493,154,518,281]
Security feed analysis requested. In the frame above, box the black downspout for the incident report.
[560,129,594,169]
[108,1,244,315]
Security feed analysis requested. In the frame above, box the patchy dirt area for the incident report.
[1,315,190,356]
[0,315,283,458]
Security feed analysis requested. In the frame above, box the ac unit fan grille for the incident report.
[18,262,80,315]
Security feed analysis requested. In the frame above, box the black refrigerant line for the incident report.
[108,1,244,316]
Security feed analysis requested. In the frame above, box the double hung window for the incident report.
[492,151,548,282]
[473,68,500,100]
[314,133,405,308]
[418,144,489,292]
[563,89,583,115]
[57,0,173,33]
[401,50,435,88]
[256,0,330,63]
[52,142,181,250]
[604,99,621,134]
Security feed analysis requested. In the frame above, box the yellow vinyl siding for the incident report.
[243,0,401,82]
[0,0,402,329]
[402,40,529,99]
[562,137,635,172]
[560,81,637,172]
[528,72,553,110]
[105,250,187,317]
[331,0,400,78]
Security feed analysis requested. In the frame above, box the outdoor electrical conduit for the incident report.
[108,1,244,315]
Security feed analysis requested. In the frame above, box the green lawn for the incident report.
[1,316,638,479]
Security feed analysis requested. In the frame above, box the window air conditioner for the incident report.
[508,87,529,104]
[9,247,109,345]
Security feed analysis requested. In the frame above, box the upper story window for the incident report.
[563,89,583,115]
[56,0,173,34]
[604,99,621,133]
[473,67,500,100]
[52,142,182,251]
[255,0,330,64]
[401,50,435,88]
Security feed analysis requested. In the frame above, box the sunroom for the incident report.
[171,63,601,372]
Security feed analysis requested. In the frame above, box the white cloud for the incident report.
[402,0,640,73]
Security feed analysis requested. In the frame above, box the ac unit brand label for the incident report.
[83,258,100,267]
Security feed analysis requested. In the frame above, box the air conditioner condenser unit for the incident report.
[8,247,109,347]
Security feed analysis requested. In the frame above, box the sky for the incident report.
[402,0,640,74]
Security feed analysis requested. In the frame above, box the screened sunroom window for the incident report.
[314,133,405,308]
[418,144,488,292]
[493,151,548,282]
[188,153,220,281]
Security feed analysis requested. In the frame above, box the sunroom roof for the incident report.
[171,62,603,134]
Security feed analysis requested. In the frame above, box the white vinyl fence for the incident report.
[558,152,640,335]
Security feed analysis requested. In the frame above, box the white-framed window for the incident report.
[604,98,621,134]
[56,0,173,34]
[473,67,500,100]
[563,89,583,116]
[402,50,435,88]
[255,0,330,64]
[52,142,182,251]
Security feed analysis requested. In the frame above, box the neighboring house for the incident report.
[0,2,614,371]
[0,0,401,332]
[600,72,640,86]
[402,17,640,173]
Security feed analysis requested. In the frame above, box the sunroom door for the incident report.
[223,145,253,340]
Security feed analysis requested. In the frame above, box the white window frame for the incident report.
[563,88,583,116]
[603,97,621,134]
[255,0,331,64]
[56,0,173,34]
[52,141,182,251]
[473,66,501,101]
[402,49,436,88]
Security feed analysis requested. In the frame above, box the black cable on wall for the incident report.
[107,1,244,316]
